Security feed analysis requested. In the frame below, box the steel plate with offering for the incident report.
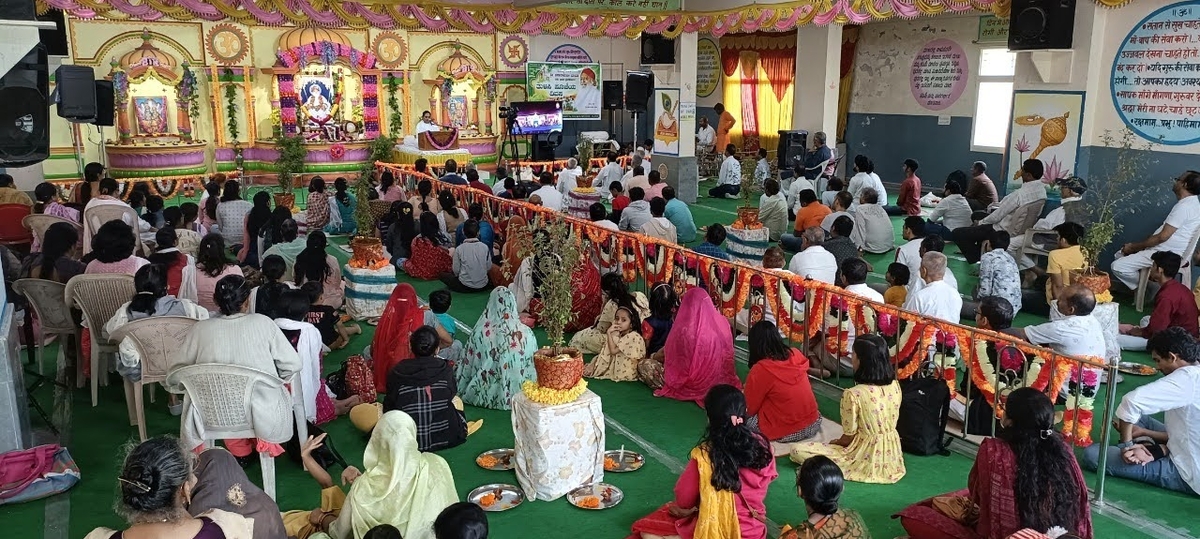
[476,449,515,471]
[567,483,623,510]
[603,448,644,472]
[468,483,524,512]
[1118,362,1157,376]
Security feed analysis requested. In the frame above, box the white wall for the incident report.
[849,14,983,118]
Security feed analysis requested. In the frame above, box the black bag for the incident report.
[283,421,348,470]
[898,374,951,456]
[325,364,349,401]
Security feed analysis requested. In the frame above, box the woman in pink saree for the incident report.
[653,288,740,405]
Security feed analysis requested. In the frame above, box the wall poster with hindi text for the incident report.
[1112,1,1200,145]
[526,62,603,120]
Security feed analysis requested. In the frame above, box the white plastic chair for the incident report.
[13,279,78,375]
[1135,228,1200,312]
[82,203,140,255]
[165,364,306,500]
[109,316,200,441]
[23,214,83,258]
[64,273,136,406]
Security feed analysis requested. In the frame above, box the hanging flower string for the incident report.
[376,161,1106,437]
[223,68,239,142]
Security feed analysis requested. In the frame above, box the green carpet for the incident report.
[1,183,1193,539]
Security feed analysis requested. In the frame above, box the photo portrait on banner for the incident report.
[653,88,681,156]
[526,62,603,120]
[1004,90,1085,199]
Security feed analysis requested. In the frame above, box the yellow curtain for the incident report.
[722,59,794,158]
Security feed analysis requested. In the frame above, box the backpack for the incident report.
[897,371,951,456]
[326,355,375,404]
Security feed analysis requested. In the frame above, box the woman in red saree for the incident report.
[403,213,453,280]
[371,284,423,392]
[894,388,1092,539]
[651,288,740,405]
[511,231,602,333]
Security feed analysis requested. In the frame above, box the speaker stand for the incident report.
[630,110,642,153]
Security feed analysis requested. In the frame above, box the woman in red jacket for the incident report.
[744,320,822,442]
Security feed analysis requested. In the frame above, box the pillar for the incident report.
[793,25,841,141]
[654,31,699,203]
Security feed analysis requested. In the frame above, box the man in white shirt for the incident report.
[592,151,625,197]
[1015,284,1107,366]
[841,257,885,303]
[1111,171,1200,289]
[589,202,619,231]
[787,227,838,284]
[556,157,583,198]
[754,147,770,187]
[622,152,645,187]
[1081,326,1200,495]
[415,110,441,134]
[904,251,962,324]
[786,176,816,210]
[952,158,1049,263]
[851,188,894,254]
[696,116,716,150]
[846,154,886,204]
[530,171,564,211]
[924,180,974,239]
[909,234,959,297]
[895,216,927,286]
[1011,176,1088,269]
[618,187,652,232]
[709,144,742,199]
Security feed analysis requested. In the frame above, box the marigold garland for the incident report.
[376,160,1107,434]
[521,379,588,405]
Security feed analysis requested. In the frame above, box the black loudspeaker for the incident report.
[777,130,808,170]
[625,71,653,113]
[640,34,676,65]
[602,80,623,110]
[38,10,69,56]
[0,0,36,20]
[0,44,49,167]
[54,65,97,122]
[94,80,115,127]
[1008,0,1076,50]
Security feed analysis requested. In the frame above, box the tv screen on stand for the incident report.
[512,101,563,135]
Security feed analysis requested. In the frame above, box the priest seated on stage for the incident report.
[416,110,442,134]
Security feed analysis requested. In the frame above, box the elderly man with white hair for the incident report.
[787,227,838,284]
[557,157,583,197]
[904,251,962,324]
[622,151,645,188]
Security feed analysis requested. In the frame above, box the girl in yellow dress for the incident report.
[583,306,646,382]
[790,334,905,484]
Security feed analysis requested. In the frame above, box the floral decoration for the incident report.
[222,67,239,141]
[330,143,346,160]
[521,379,587,406]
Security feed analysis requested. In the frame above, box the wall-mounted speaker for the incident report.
[1008,0,1076,50]
[625,71,653,113]
[0,44,49,167]
[54,65,97,122]
[602,80,624,110]
[640,34,676,65]
[94,80,115,127]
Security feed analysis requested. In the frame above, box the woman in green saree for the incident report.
[457,286,537,410]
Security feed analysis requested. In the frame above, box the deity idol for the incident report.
[303,82,333,126]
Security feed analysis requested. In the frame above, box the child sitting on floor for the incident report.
[583,305,646,382]
[428,289,463,362]
[300,281,360,350]
[885,262,909,307]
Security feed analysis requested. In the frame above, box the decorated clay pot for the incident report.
[576,174,594,189]
[349,236,388,270]
[1070,269,1110,296]
[274,192,296,209]
[533,347,584,390]
[736,207,760,227]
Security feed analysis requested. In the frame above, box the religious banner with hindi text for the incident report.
[1112,1,1200,145]
[527,62,603,120]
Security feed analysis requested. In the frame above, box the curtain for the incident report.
[719,31,797,154]
[837,25,861,143]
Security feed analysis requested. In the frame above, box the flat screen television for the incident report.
[512,101,563,135]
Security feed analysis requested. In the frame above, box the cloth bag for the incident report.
[0,445,80,505]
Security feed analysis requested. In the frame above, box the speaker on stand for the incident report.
[625,71,653,149]
[777,130,808,171]
[0,44,49,167]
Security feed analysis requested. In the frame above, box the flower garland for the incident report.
[385,73,402,139]
[521,379,588,406]
[278,75,298,135]
[223,68,239,142]
[362,74,380,137]
[374,161,1106,433]
[177,64,200,121]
